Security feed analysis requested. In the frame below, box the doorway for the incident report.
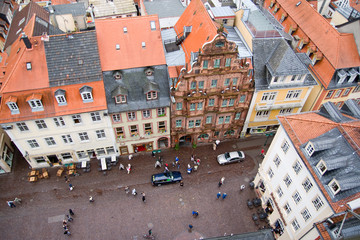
[47,155,59,164]
[179,135,192,146]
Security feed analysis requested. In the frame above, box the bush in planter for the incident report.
[192,143,197,149]
[175,143,179,150]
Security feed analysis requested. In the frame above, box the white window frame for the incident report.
[53,117,65,127]
[284,174,292,187]
[96,130,106,139]
[285,90,301,100]
[79,132,89,142]
[27,139,40,148]
[45,137,56,146]
[301,208,311,222]
[273,155,281,167]
[261,92,277,101]
[292,191,302,204]
[268,168,274,179]
[281,140,290,153]
[72,115,82,124]
[16,122,29,131]
[146,91,157,100]
[62,134,73,144]
[56,95,67,105]
[28,99,44,112]
[293,160,302,174]
[277,186,283,198]
[35,120,47,129]
[158,108,166,116]
[7,102,19,114]
[115,95,127,103]
[143,110,151,118]
[188,120,194,128]
[329,178,341,195]
[316,160,327,175]
[291,219,300,232]
[128,112,136,120]
[112,114,121,122]
[305,142,315,156]
[81,91,93,102]
[91,112,101,122]
[302,178,313,192]
[312,196,324,211]
[284,202,291,214]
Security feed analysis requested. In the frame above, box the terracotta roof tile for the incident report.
[174,0,218,63]
[276,0,360,69]
[95,15,166,71]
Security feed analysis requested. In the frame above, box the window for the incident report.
[128,112,136,120]
[176,103,182,110]
[158,108,166,116]
[256,110,269,117]
[55,90,67,105]
[130,125,138,135]
[195,119,201,127]
[235,112,241,120]
[45,137,56,146]
[176,119,182,127]
[197,102,203,110]
[7,101,19,114]
[115,95,127,103]
[80,86,93,102]
[16,122,28,131]
[268,168,274,179]
[203,60,208,69]
[292,191,302,204]
[302,178,313,192]
[112,114,121,122]
[239,95,246,103]
[191,81,197,89]
[79,132,89,141]
[198,81,204,89]
[206,116,212,124]
[232,78,238,85]
[106,146,115,154]
[291,219,300,231]
[147,91,157,100]
[62,134,73,144]
[277,186,283,198]
[190,103,196,111]
[188,120,194,128]
[284,174,292,187]
[285,90,301,99]
[218,116,224,124]
[28,99,43,111]
[305,143,314,156]
[316,160,327,175]
[209,98,215,106]
[222,99,228,107]
[229,99,235,106]
[215,41,224,47]
[293,160,302,174]
[91,112,101,122]
[96,130,106,139]
[35,120,47,129]
[96,148,106,156]
[34,156,46,163]
[329,179,341,195]
[72,115,82,124]
[301,208,311,222]
[116,127,124,138]
[214,59,220,68]
[326,90,334,99]
[279,108,293,115]
[262,92,277,101]
[27,139,39,148]
[225,116,231,123]
[53,117,65,127]
[225,58,231,67]
[334,89,342,98]
[273,155,281,167]
[144,123,152,134]
[158,121,165,131]
[76,151,87,159]
[211,79,217,88]
[312,196,324,210]
[143,110,151,118]
[150,20,156,30]
[224,78,230,86]
[342,88,351,97]
[281,140,290,153]
[284,203,291,214]
[26,62,32,70]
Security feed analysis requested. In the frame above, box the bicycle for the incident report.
[143,234,155,239]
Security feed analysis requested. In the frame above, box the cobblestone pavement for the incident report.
[0,136,273,240]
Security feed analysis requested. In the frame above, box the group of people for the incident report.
[123,186,146,203]
[62,209,74,236]
[6,197,21,208]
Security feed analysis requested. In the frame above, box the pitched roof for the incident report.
[4,1,49,50]
[276,0,360,69]
[44,31,102,87]
[143,0,186,18]
[95,15,167,71]
[45,2,86,16]
[174,0,218,63]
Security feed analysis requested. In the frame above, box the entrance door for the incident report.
[179,135,191,146]
[47,155,59,164]
[119,146,128,155]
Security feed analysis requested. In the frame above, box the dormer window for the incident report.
[79,86,93,103]
[305,142,315,156]
[115,95,127,103]
[123,27,127,33]
[142,42,146,48]
[316,160,327,175]
[337,70,348,84]
[54,89,67,106]
[147,91,157,100]
[280,13,287,23]
[115,44,120,50]
[348,68,359,83]
[26,62,32,70]
[329,178,341,195]
[311,52,323,66]
[113,71,122,80]
[26,94,43,112]
[269,1,274,8]
[5,96,19,114]
[150,21,156,30]
[145,68,154,76]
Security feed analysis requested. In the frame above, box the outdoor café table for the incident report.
[29,170,37,176]
[81,161,87,168]
[101,158,107,170]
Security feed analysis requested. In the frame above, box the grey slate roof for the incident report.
[210,6,235,18]
[224,26,252,59]
[103,65,170,113]
[318,101,353,123]
[253,38,316,90]
[44,31,102,87]
[143,0,185,18]
[161,28,186,66]
[324,217,360,239]
[45,2,86,16]
[340,99,360,118]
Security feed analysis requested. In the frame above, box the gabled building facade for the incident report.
[254,100,360,239]
[95,16,171,155]
[0,0,17,52]
[0,19,117,169]
[263,0,360,111]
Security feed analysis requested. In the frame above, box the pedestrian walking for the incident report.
[218,177,225,187]
[128,154,133,160]
[124,186,129,194]
[89,196,94,202]
[196,158,201,165]
[190,154,195,163]
[64,175,68,182]
[132,188,137,196]
[62,220,67,229]
[126,164,131,174]
[175,156,179,164]
[192,211,199,218]
[188,224,193,232]
[7,200,16,208]
[213,142,217,151]
[119,163,125,170]
[64,230,71,235]
[154,160,161,168]
[187,164,192,174]
[261,149,265,158]
[222,193,227,200]
[177,162,180,169]
[164,166,169,173]
[69,183,74,191]
[215,139,220,146]
[66,214,73,222]
[14,197,22,205]
[152,151,155,157]
[141,192,146,203]
[217,192,221,199]
[180,181,184,187]
[69,209,74,216]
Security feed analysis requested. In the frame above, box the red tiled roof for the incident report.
[276,0,360,69]
[174,0,218,63]
[95,15,166,71]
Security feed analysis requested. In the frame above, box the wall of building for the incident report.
[234,10,253,51]
[0,129,14,173]
[330,10,348,26]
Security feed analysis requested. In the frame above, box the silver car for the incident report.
[217,151,245,165]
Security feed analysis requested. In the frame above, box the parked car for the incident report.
[217,151,245,165]
[151,171,182,186]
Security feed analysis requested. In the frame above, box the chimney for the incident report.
[21,33,32,49]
